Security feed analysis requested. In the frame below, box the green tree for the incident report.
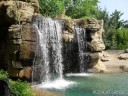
[109,10,124,29]
[38,0,128,50]
[123,20,128,28]
[117,28,128,49]
[65,0,99,18]
[95,8,127,49]
[39,0,64,17]
[39,0,99,18]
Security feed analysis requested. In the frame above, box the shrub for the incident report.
[0,70,34,96]
[117,28,128,49]
[0,70,9,78]
[10,80,35,96]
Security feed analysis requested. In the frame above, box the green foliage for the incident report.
[0,70,9,78]
[109,10,124,29]
[123,20,128,28]
[0,70,34,96]
[39,0,99,18]
[65,0,99,18]
[39,0,64,17]
[10,80,34,96]
[38,0,128,50]
[95,8,128,50]
[103,28,117,49]
[117,28,128,49]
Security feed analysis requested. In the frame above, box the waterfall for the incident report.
[32,17,75,89]
[74,27,87,72]
[32,17,63,82]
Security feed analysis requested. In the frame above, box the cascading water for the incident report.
[32,17,63,82]
[32,16,75,89]
[74,27,87,72]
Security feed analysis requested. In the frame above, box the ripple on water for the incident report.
[66,73,92,77]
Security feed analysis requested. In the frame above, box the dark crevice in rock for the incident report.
[86,29,92,42]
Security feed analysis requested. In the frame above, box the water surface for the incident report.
[47,73,128,96]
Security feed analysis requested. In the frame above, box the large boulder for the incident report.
[74,18,101,31]
[8,64,32,80]
[87,60,107,73]
[120,65,128,72]
[118,53,128,60]
[8,23,37,67]
[3,1,34,22]
[61,17,106,72]
[124,49,128,53]
[0,0,39,79]
[0,0,39,22]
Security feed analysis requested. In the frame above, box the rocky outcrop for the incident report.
[118,53,128,60]
[118,49,128,60]
[101,51,110,62]
[0,0,39,80]
[61,17,106,73]
[8,24,37,79]
[124,49,128,53]
[0,0,106,79]
[102,50,128,73]
[74,18,105,52]
[120,65,128,72]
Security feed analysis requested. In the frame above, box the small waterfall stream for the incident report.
[74,27,88,72]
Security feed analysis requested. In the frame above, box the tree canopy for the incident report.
[39,0,99,18]
[38,0,128,50]
[64,0,99,18]
[95,8,128,49]
[39,0,64,17]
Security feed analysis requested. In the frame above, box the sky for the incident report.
[98,0,128,20]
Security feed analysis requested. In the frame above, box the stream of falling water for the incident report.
[32,17,75,89]
[32,17,63,81]
[75,27,86,72]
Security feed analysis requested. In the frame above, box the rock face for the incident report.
[120,65,128,72]
[118,53,128,60]
[0,0,39,80]
[74,18,105,52]
[61,16,106,73]
[0,0,106,80]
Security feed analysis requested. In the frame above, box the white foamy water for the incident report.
[75,27,86,72]
[33,79,76,90]
[32,17,63,82]
[66,73,91,77]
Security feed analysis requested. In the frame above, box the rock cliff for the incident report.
[61,17,106,73]
[0,0,106,80]
[0,0,39,80]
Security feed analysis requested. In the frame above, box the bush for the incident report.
[10,80,35,96]
[117,28,128,49]
[0,70,34,96]
[39,0,64,17]
[0,70,9,78]
[39,0,99,18]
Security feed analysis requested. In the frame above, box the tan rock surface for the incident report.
[103,50,128,73]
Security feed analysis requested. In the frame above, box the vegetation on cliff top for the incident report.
[39,0,99,18]
[39,0,128,50]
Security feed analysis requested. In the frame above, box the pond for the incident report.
[43,73,128,96]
